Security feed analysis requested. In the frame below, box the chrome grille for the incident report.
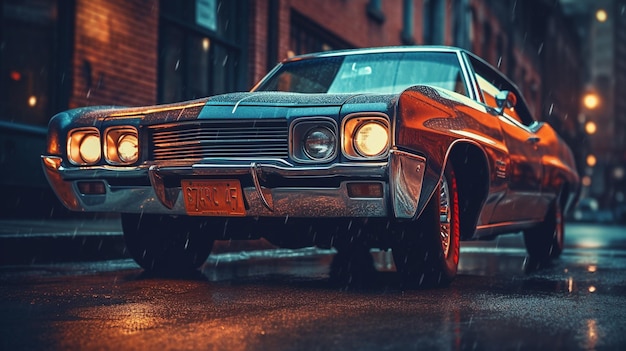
[150,120,289,160]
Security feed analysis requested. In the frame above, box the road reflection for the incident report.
[5,223,625,350]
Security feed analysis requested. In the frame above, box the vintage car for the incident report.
[42,46,579,287]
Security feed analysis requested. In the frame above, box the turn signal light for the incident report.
[347,182,383,198]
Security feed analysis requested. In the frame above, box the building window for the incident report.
[1,0,70,126]
[289,11,352,57]
[423,0,445,45]
[367,0,385,23]
[158,0,246,103]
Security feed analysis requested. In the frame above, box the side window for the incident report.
[468,56,535,126]
[475,75,524,124]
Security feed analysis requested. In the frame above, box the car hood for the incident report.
[197,91,368,120]
[59,91,397,127]
[206,91,362,107]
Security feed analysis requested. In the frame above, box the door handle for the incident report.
[526,136,540,144]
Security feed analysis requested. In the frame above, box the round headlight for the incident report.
[303,127,336,160]
[79,134,101,164]
[353,122,389,157]
[117,134,138,163]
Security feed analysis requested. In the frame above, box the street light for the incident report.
[587,154,597,167]
[596,9,608,22]
[585,121,597,135]
[583,92,600,110]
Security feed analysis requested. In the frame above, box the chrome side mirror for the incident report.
[495,90,517,115]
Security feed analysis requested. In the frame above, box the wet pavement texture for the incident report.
[1,223,625,350]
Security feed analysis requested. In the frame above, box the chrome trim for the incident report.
[43,152,431,219]
[389,149,426,218]
[251,162,274,211]
[150,119,289,161]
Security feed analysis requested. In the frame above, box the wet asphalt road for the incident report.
[1,223,625,350]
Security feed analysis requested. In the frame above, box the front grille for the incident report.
[150,120,289,161]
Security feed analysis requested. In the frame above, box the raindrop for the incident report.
[497,57,502,68]
[549,104,554,115]
[175,60,180,71]
[222,55,229,67]
[537,42,544,55]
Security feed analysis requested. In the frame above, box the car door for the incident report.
[469,58,546,223]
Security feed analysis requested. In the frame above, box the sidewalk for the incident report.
[0,216,278,265]
[0,216,126,265]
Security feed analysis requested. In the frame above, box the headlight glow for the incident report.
[342,115,390,160]
[117,134,139,163]
[353,121,389,157]
[79,135,102,164]
[67,128,101,165]
[303,126,336,160]
[104,127,139,165]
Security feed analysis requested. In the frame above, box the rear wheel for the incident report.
[392,163,460,288]
[121,214,214,272]
[523,199,564,262]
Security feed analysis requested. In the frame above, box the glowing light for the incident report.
[586,155,597,167]
[10,71,21,81]
[583,93,600,109]
[586,319,599,349]
[202,38,210,51]
[585,121,597,135]
[596,9,608,22]
[117,134,139,163]
[354,122,389,157]
[568,277,573,293]
[79,134,101,164]
[582,176,592,187]
[588,265,597,273]
[588,286,596,293]
[28,96,37,107]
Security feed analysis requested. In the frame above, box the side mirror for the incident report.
[495,90,517,115]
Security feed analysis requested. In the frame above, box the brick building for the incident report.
[0,0,582,217]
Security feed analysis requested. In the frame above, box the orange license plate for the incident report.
[182,180,245,216]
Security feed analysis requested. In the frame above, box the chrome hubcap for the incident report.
[439,178,451,258]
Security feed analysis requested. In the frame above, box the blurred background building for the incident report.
[0,0,623,220]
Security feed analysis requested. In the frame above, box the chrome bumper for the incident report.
[41,150,426,219]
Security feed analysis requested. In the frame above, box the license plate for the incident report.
[182,180,245,216]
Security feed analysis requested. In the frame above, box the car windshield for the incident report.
[255,51,467,96]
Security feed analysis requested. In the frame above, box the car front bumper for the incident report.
[41,150,426,219]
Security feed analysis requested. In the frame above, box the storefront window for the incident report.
[289,11,351,56]
[0,0,65,126]
[159,0,246,103]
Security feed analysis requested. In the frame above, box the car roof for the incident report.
[281,46,466,63]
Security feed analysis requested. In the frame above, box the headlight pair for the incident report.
[67,126,139,166]
[292,114,390,163]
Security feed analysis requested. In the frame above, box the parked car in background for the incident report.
[571,197,614,223]
[42,46,580,287]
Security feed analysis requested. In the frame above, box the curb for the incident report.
[0,217,280,265]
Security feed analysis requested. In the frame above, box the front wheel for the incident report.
[121,214,214,272]
[392,163,461,288]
